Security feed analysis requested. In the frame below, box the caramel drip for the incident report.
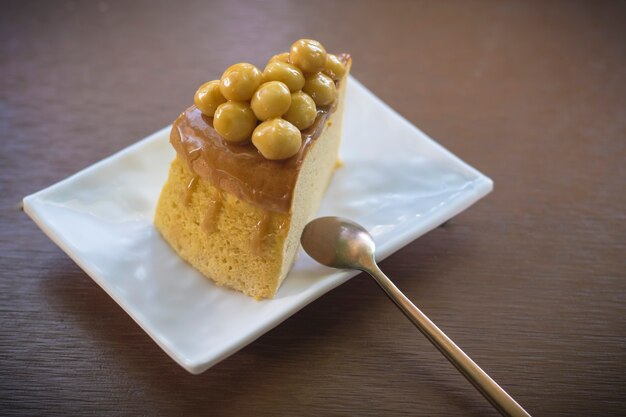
[202,190,223,234]
[276,217,289,235]
[251,211,272,255]
[182,175,200,206]
[170,54,351,214]
[188,146,202,162]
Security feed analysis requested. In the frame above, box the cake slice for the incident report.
[155,39,351,299]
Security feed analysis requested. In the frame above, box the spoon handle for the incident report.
[365,263,531,417]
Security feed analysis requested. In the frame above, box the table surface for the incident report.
[2,1,625,416]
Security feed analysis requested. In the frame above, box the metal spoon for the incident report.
[301,216,530,417]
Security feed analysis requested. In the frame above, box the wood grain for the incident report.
[1,1,625,416]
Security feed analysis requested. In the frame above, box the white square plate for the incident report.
[23,77,492,374]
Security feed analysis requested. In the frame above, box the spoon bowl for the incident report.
[301,217,376,270]
[301,216,531,417]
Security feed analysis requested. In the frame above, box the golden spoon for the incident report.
[301,216,530,417]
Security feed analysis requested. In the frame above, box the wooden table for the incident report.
[2,1,625,415]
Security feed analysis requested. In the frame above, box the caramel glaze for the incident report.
[251,211,272,255]
[170,54,351,214]
[182,175,199,206]
[201,190,223,234]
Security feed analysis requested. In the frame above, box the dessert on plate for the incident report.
[155,39,351,299]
